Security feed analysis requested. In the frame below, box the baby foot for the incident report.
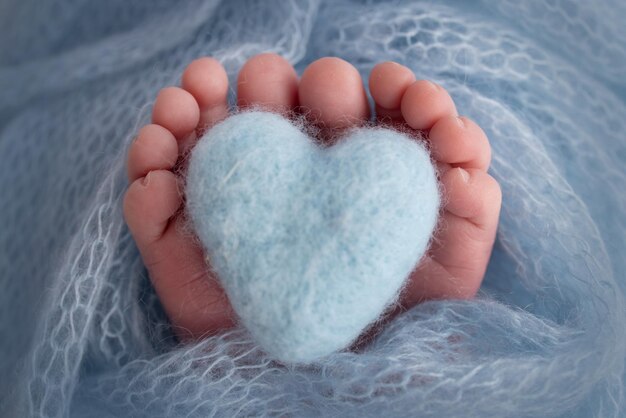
[368,62,502,307]
[123,54,501,342]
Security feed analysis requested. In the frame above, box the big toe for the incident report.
[237,53,299,114]
[299,57,370,132]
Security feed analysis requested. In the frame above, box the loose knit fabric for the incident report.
[0,0,625,417]
[186,111,440,363]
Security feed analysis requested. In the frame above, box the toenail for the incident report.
[142,172,151,186]
[425,80,439,90]
[455,116,466,128]
[458,167,470,183]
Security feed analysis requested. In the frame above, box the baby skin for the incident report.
[124,54,502,341]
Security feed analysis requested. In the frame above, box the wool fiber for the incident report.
[186,111,440,363]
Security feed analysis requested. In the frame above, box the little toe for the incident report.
[401,80,456,130]
[152,87,200,140]
[127,124,178,182]
[299,57,370,132]
[237,53,299,113]
[123,170,182,247]
[429,116,491,171]
[431,168,501,299]
[125,188,236,339]
[402,168,501,305]
[146,217,236,340]
[439,167,502,230]
[369,61,415,122]
[182,57,229,129]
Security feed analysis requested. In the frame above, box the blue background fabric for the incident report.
[0,0,624,417]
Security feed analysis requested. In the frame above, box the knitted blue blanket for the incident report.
[0,0,624,416]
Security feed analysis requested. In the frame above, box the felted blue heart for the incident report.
[186,111,440,363]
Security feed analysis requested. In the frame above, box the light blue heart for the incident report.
[186,111,440,363]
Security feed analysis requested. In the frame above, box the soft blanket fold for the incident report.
[0,0,624,417]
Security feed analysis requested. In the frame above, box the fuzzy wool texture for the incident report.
[1,0,625,417]
[186,111,440,363]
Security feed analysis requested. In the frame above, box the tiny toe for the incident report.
[127,124,178,182]
[237,53,299,113]
[299,57,370,130]
[401,80,456,130]
[430,168,501,299]
[369,61,415,121]
[403,169,501,303]
[153,217,236,340]
[429,116,491,170]
[182,58,229,109]
[152,87,200,139]
[440,168,502,230]
[124,170,182,247]
[182,57,229,127]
